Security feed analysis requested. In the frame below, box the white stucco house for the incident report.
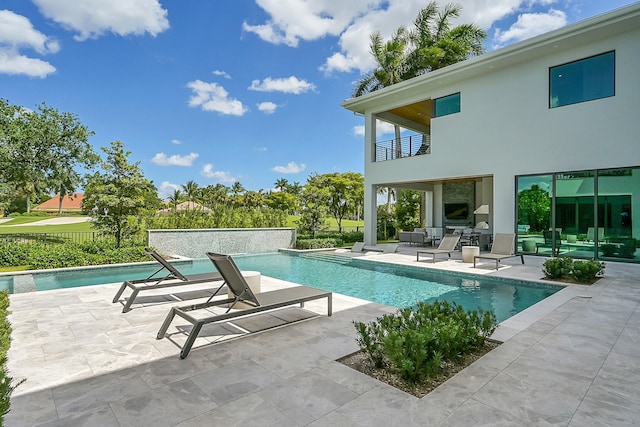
[342,3,640,262]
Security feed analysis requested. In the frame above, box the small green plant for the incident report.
[571,260,605,282]
[542,257,605,283]
[599,243,617,257]
[353,301,497,383]
[542,256,573,279]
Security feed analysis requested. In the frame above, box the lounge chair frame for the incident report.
[157,252,332,359]
[416,234,461,262]
[474,233,525,270]
[113,249,224,313]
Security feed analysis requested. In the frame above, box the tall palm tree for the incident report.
[406,2,486,76]
[353,26,410,159]
[168,189,182,211]
[181,180,200,210]
[274,178,289,193]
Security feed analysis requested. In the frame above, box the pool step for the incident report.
[298,252,353,265]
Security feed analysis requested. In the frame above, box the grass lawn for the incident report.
[0,216,95,234]
[286,215,364,231]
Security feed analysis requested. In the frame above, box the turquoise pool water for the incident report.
[1,252,561,322]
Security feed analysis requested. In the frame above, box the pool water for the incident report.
[3,252,560,322]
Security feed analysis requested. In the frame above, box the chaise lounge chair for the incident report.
[157,252,333,359]
[416,234,461,262]
[113,249,225,313]
[474,233,524,270]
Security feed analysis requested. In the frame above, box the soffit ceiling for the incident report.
[388,99,432,127]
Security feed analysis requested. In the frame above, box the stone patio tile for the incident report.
[572,385,640,426]
[611,327,640,356]
[10,354,94,394]
[188,359,281,405]
[257,370,359,425]
[134,352,214,389]
[84,342,166,375]
[314,360,379,396]
[441,398,525,427]
[52,368,151,418]
[3,388,57,426]
[38,405,120,427]
[109,379,218,427]
[334,385,418,427]
[251,343,332,379]
[176,393,297,427]
[472,370,582,425]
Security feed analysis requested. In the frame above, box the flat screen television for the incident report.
[444,203,468,220]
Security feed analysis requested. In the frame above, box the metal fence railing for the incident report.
[374,133,430,162]
[0,232,103,246]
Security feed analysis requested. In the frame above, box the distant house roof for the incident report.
[33,193,85,213]
[158,201,211,214]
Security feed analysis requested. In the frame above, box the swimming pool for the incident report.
[2,252,561,322]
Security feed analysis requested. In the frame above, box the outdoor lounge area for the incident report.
[6,248,640,426]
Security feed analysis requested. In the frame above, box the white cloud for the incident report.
[249,76,316,94]
[494,9,567,46]
[257,101,278,114]
[352,120,396,137]
[151,152,199,166]
[272,161,306,174]
[245,0,561,75]
[201,164,238,183]
[187,80,248,116]
[171,139,182,145]
[0,10,59,77]
[158,181,182,199]
[243,0,377,47]
[254,146,268,152]
[32,0,169,41]
[213,70,231,79]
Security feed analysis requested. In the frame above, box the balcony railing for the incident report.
[374,133,430,162]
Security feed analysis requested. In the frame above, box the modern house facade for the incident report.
[342,3,640,262]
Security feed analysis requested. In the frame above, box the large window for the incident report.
[549,51,615,108]
[434,92,460,117]
[516,167,639,263]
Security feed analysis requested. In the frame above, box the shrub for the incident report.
[542,257,605,283]
[599,243,617,257]
[354,301,497,383]
[571,260,605,282]
[0,291,23,421]
[542,257,573,279]
[295,238,342,250]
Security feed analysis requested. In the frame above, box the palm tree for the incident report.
[168,189,182,212]
[274,178,289,193]
[181,180,200,210]
[406,2,486,76]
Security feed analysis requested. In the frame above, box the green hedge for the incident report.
[542,257,605,283]
[0,290,22,421]
[295,238,343,250]
[0,240,150,270]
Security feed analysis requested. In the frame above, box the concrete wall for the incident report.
[147,228,296,258]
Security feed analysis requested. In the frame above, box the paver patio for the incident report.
[4,251,639,426]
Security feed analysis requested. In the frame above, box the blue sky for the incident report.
[1,0,635,199]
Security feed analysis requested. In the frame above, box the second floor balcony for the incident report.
[374,133,430,162]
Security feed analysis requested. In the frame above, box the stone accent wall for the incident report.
[442,182,475,227]
[147,228,296,258]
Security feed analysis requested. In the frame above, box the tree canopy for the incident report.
[83,141,160,247]
[0,99,97,213]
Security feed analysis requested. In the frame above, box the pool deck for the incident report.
[5,249,640,426]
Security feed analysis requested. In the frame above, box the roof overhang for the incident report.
[342,3,640,120]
